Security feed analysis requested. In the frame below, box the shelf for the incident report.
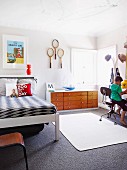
[0,75,35,78]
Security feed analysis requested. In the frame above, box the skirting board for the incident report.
[59,108,98,113]
[99,102,110,110]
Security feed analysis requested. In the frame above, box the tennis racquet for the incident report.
[52,39,59,60]
[57,48,64,68]
[47,48,54,68]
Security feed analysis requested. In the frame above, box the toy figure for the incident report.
[10,89,18,98]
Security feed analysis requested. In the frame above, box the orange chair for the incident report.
[0,132,28,170]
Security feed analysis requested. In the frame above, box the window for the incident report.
[71,48,97,85]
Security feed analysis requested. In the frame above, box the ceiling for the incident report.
[0,0,127,37]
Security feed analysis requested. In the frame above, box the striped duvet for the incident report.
[0,95,56,119]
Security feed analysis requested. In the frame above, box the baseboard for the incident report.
[59,108,98,113]
[98,103,109,110]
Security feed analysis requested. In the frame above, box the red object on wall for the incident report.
[26,64,31,75]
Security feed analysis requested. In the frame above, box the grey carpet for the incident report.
[0,108,127,170]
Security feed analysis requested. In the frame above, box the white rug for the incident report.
[59,113,127,151]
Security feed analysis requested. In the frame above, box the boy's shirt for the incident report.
[110,84,122,101]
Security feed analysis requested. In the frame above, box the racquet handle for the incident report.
[50,57,52,68]
[60,58,62,68]
[55,49,56,59]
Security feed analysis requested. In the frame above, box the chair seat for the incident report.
[0,132,24,147]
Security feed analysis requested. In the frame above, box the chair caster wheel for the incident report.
[114,122,117,125]
[99,119,102,121]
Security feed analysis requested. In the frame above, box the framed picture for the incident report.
[3,35,27,69]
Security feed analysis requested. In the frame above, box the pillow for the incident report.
[0,78,18,96]
[6,83,18,96]
[17,83,32,97]
[18,79,36,94]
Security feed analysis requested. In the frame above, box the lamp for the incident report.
[105,53,123,84]
[105,53,118,76]
[118,54,126,63]
[105,54,111,61]
[120,41,127,88]
[105,38,127,87]
[105,54,118,69]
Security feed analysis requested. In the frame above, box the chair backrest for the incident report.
[100,87,111,104]
[100,87,111,97]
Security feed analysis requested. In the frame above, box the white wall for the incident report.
[0,26,96,99]
[97,25,127,79]
[97,25,127,107]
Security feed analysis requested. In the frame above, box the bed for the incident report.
[0,76,59,141]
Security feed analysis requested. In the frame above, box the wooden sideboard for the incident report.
[46,90,98,111]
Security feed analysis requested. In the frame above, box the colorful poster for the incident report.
[3,35,27,69]
[7,40,24,64]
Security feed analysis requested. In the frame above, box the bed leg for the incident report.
[55,113,59,141]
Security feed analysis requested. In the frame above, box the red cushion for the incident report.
[17,84,32,97]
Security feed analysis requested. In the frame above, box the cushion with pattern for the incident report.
[17,83,32,97]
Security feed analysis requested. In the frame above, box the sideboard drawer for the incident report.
[56,106,64,110]
[64,96,82,101]
[88,91,98,96]
[51,101,63,111]
[87,99,93,104]
[88,95,93,100]
[81,102,87,108]
[64,101,81,106]
[52,101,63,107]
[93,95,98,99]
[64,92,81,97]
[87,99,98,108]
[80,92,87,96]
[64,105,81,110]
[87,103,93,108]
[93,100,98,107]
[51,92,63,98]
[51,97,63,102]
[80,96,87,100]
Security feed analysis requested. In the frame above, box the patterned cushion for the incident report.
[0,79,17,96]
[18,79,36,94]
[17,83,32,97]
[6,83,18,96]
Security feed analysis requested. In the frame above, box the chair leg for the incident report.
[99,109,117,124]
[99,112,109,121]
[112,112,117,125]
[22,145,29,170]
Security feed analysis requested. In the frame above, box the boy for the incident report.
[110,76,127,126]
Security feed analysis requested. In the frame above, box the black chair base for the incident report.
[99,109,117,125]
[100,87,119,125]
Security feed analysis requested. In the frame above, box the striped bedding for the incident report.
[0,95,56,119]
